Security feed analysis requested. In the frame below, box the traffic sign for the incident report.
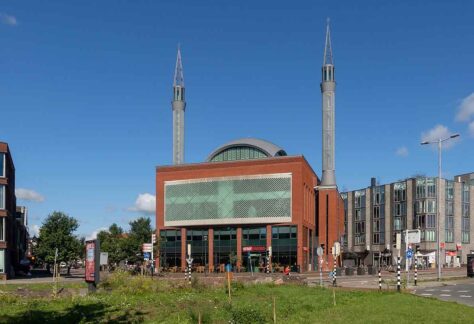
[317,247,323,256]
[142,243,152,253]
[143,252,151,260]
[406,250,413,259]
[186,257,193,265]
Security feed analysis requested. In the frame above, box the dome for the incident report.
[207,138,287,162]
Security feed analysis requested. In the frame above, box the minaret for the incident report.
[172,46,186,165]
[320,19,336,187]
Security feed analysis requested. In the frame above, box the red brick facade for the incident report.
[155,156,344,272]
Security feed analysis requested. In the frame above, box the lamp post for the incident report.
[421,133,460,281]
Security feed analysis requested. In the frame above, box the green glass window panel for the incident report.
[0,154,4,177]
[0,186,4,210]
[210,146,268,162]
[165,175,291,223]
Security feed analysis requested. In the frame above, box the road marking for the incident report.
[460,295,472,298]
[441,290,451,292]
[458,290,469,293]
[440,294,451,297]
[420,293,432,296]
[425,289,436,292]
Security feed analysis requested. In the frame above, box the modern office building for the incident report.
[0,142,29,279]
[341,173,474,267]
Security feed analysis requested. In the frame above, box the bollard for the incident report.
[414,257,418,286]
[397,257,401,292]
[188,264,192,283]
[332,258,337,287]
[378,269,382,290]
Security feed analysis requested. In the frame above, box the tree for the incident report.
[97,223,127,268]
[125,217,153,263]
[35,211,82,274]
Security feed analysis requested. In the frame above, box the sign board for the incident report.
[99,252,108,266]
[396,233,401,250]
[243,246,266,252]
[143,252,151,260]
[85,239,100,284]
[317,247,324,257]
[405,230,421,244]
[142,243,152,253]
[456,243,462,250]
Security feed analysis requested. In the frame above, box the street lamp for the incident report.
[421,133,460,281]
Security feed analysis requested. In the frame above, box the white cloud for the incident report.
[421,124,459,149]
[469,121,474,138]
[86,227,108,241]
[0,13,18,26]
[128,193,156,214]
[16,188,45,202]
[395,146,409,157]
[456,93,474,122]
[30,224,40,237]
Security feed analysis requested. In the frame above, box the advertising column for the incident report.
[85,239,100,292]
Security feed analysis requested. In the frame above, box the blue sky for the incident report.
[1,1,473,238]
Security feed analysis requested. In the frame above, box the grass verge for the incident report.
[1,272,473,323]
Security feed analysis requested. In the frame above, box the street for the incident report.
[414,280,474,307]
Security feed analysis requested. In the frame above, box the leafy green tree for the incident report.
[97,223,127,268]
[36,211,82,274]
[125,217,153,263]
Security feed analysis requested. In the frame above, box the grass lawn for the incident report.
[1,272,473,323]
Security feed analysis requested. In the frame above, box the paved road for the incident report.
[305,268,468,289]
[414,281,474,307]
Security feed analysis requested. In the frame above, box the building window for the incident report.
[0,249,4,273]
[446,181,454,200]
[0,185,4,210]
[159,230,182,268]
[445,182,454,243]
[393,182,407,232]
[243,227,266,247]
[341,193,348,248]
[462,184,470,244]
[271,226,297,267]
[372,186,385,245]
[354,190,366,245]
[0,153,4,177]
[394,182,406,202]
[0,217,4,241]
[214,228,237,266]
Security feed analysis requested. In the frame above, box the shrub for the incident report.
[229,305,266,324]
